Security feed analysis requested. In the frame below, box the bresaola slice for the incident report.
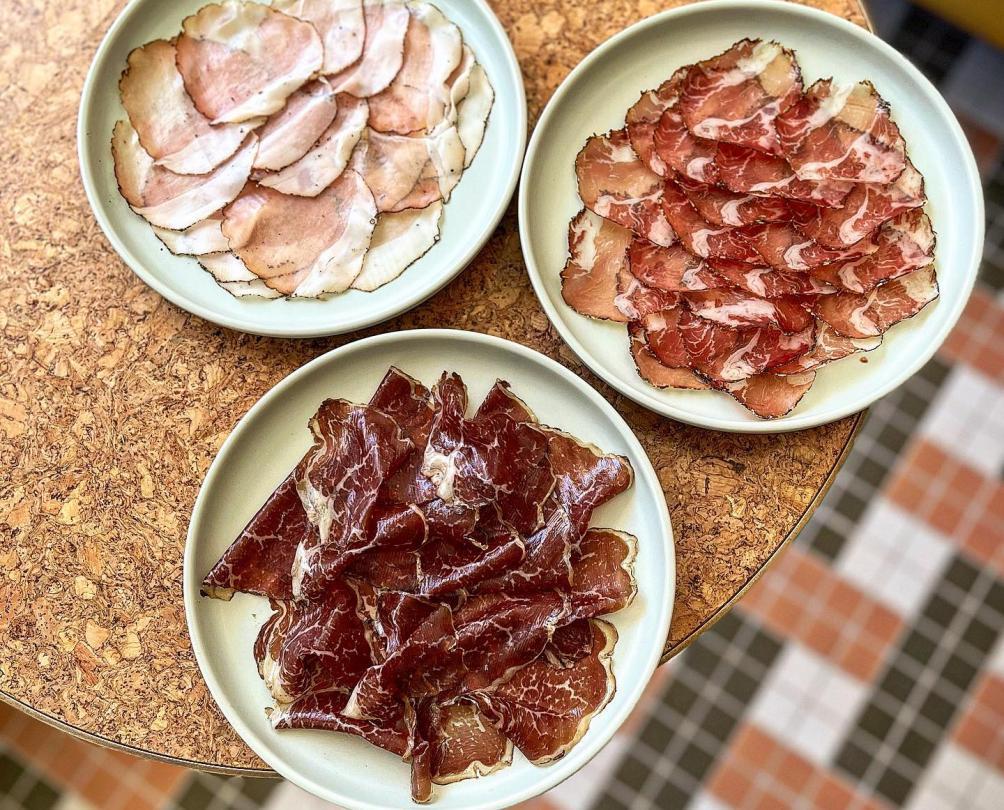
[641,309,689,368]
[272,0,365,75]
[715,143,853,208]
[814,265,939,338]
[561,208,633,322]
[625,70,687,175]
[743,222,877,272]
[329,0,410,98]
[614,267,679,320]
[252,80,339,172]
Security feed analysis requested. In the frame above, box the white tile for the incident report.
[906,743,983,810]
[974,768,1004,810]
[52,796,99,810]
[263,781,345,810]
[688,791,732,810]
[986,635,1004,679]
[545,733,629,810]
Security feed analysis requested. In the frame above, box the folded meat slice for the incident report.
[259,95,369,196]
[814,265,939,338]
[678,39,802,154]
[575,130,676,247]
[119,40,262,175]
[614,266,679,320]
[771,322,882,374]
[776,79,907,183]
[222,171,377,296]
[653,107,720,185]
[722,371,816,418]
[628,324,709,390]
[112,120,257,231]
[198,252,283,299]
[662,181,761,263]
[272,0,365,75]
[708,259,834,297]
[561,208,633,322]
[413,700,512,793]
[676,176,790,227]
[715,143,853,208]
[641,308,689,368]
[685,289,815,333]
[252,80,339,172]
[628,239,720,292]
[329,0,410,97]
[152,216,229,256]
[176,1,323,124]
[457,60,495,168]
[626,69,687,176]
[744,222,877,272]
[568,528,638,620]
[351,203,444,291]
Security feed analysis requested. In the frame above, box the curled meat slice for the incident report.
[628,322,709,390]
[457,61,494,168]
[653,107,720,184]
[744,222,877,271]
[626,69,687,175]
[676,176,790,227]
[199,252,282,299]
[575,130,676,247]
[418,701,512,788]
[776,79,907,183]
[152,216,229,256]
[628,239,720,292]
[222,171,377,297]
[614,266,679,320]
[662,181,761,262]
[641,309,689,368]
[259,95,368,196]
[814,265,939,338]
[723,372,816,418]
[685,289,815,333]
[112,120,256,230]
[560,208,633,322]
[176,1,323,124]
[352,203,444,291]
[119,40,262,175]
[715,143,853,208]
[772,322,881,374]
[678,39,802,154]
[708,259,834,297]
[252,80,339,172]
[272,0,365,75]
[329,0,410,98]
[568,528,638,620]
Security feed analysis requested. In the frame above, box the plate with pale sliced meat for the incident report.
[520,0,982,432]
[79,0,524,337]
[184,329,673,809]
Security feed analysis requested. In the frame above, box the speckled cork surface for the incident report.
[0,0,867,772]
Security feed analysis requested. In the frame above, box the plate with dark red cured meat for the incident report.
[79,0,525,337]
[183,330,674,809]
[520,0,983,432]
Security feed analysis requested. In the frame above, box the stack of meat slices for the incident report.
[563,39,938,419]
[201,367,639,803]
[113,0,494,299]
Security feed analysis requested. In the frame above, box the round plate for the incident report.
[183,330,675,810]
[78,1,526,338]
[519,0,982,433]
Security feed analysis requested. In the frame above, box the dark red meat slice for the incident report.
[676,176,790,226]
[626,69,687,176]
[708,259,834,297]
[615,265,680,320]
[474,380,537,423]
[543,619,595,668]
[568,528,638,620]
[744,222,877,271]
[628,323,710,390]
[662,181,761,262]
[474,505,575,594]
[685,289,815,333]
[642,308,690,368]
[653,107,720,184]
[715,143,853,208]
[813,265,939,338]
[722,372,817,418]
[771,323,882,374]
[628,238,720,292]
[561,208,633,322]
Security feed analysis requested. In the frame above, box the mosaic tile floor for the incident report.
[2,1,1003,808]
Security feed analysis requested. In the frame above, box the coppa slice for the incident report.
[776,79,907,183]
[575,130,676,247]
[561,208,633,322]
[715,143,853,208]
[626,69,687,176]
[676,176,790,227]
[653,107,720,185]
[722,371,816,419]
[813,265,939,338]
[351,203,444,292]
[678,39,802,155]
[175,1,324,124]
[614,266,679,320]
[661,181,761,263]
[628,239,720,292]
[252,80,339,172]
[708,259,834,298]
[685,289,815,333]
[272,0,365,75]
[771,322,881,374]
[743,222,877,272]
[629,324,710,390]
[641,308,689,368]
[329,0,410,98]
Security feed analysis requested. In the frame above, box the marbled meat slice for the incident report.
[568,528,638,620]
[575,130,676,247]
[685,288,815,333]
[715,143,853,208]
[641,308,689,368]
[661,180,761,262]
[119,39,262,175]
[744,222,877,272]
[722,371,817,419]
[625,69,687,176]
[175,1,323,124]
[628,323,710,390]
[614,265,680,320]
[628,239,720,292]
[222,170,377,296]
[678,39,802,154]
[652,106,720,184]
[152,216,229,256]
[776,79,907,183]
[676,176,790,227]
[272,0,365,75]
[560,208,633,322]
[351,202,444,291]
[813,265,939,338]
[112,120,256,230]
[708,259,834,297]
[771,322,882,374]
[329,0,410,97]
[252,80,339,172]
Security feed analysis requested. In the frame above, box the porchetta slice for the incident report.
[152,215,229,256]
[252,80,339,172]
[198,252,282,299]
[456,60,494,168]
[112,119,257,230]
[329,0,411,98]
[351,203,444,291]
[119,40,262,175]
[272,0,365,75]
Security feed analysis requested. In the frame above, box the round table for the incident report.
[0,0,869,774]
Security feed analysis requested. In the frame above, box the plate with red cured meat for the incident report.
[184,330,674,809]
[520,0,982,432]
[79,0,525,337]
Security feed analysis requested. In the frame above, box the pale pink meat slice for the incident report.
[625,69,687,176]
[771,323,881,374]
[723,372,816,419]
[813,265,939,338]
[329,0,410,98]
[661,181,761,262]
[351,203,444,291]
[676,176,790,227]
[456,60,494,168]
[152,216,229,256]
[253,80,339,171]
[715,143,853,208]
[653,107,720,184]
[272,0,365,75]
[560,208,632,322]
[743,222,877,272]
[684,289,815,333]
[198,252,282,299]
[708,259,834,297]
[176,1,324,124]
[628,322,709,390]
[628,239,720,292]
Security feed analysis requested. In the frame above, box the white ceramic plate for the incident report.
[520,0,983,433]
[184,330,675,810]
[78,0,526,338]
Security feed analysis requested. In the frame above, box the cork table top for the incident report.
[0,0,869,773]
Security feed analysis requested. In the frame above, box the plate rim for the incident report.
[77,0,528,339]
[518,0,984,434]
[182,328,676,810]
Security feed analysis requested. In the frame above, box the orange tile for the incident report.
[514,799,563,810]
[813,777,856,810]
[886,474,925,512]
[805,617,840,657]
[837,639,886,683]
[732,725,777,769]
[774,750,814,794]
[911,440,947,477]
[708,760,756,807]
[78,766,125,809]
[140,760,189,796]
[928,493,967,538]
[974,346,1004,378]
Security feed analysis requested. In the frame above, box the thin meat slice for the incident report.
[222,171,377,297]
[569,529,638,620]
[685,289,815,333]
[259,95,369,196]
[776,79,907,183]
[628,322,709,390]
[351,202,444,291]
[715,143,853,208]
[814,265,939,338]
[676,176,790,227]
[418,701,512,788]
[723,372,817,418]
[628,239,720,292]
[329,0,410,97]
[272,0,365,75]
[199,252,282,299]
[744,222,877,272]
[708,259,835,297]
[626,70,687,176]
[457,61,495,168]
[252,80,339,171]
[119,40,262,175]
[575,130,676,247]
[653,107,720,184]
[771,323,882,374]
[176,1,324,124]
[112,120,256,231]
[662,181,761,262]
[614,266,679,320]
[641,309,689,368]
[678,39,802,154]
[561,208,633,322]
[152,216,229,255]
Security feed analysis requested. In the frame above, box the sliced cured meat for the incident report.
[560,208,633,322]
[456,61,494,168]
[259,95,369,196]
[119,40,262,175]
[568,528,638,620]
[814,265,939,338]
[152,216,229,256]
[791,160,925,248]
[628,239,720,292]
[708,259,834,297]
[614,266,679,320]
[252,80,339,172]
[641,309,689,368]
[628,323,709,390]
[809,209,935,293]
[544,619,595,668]
[776,79,907,183]
[743,222,876,272]
[474,379,537,424]
[368,3,463,135]
[575,130,676,247]
[626,70,687,176]
[112,120,256,231]
[678,39,802,154]
[471,619,617,765]
[661,181,761,262]
[474,506,575,595]
[715,143,853,208]
[416,701,512,788]
[722,371,816,419]
[222,170,377,297]
[329,0,410,97]
[676,176,790,227]
[176,1,324,124]
[351,203,444,291]
[272,0,365,75]
[652,107,720,184]
[198,252,282,299]
[685,289,815,333]
[771,322,881,374]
